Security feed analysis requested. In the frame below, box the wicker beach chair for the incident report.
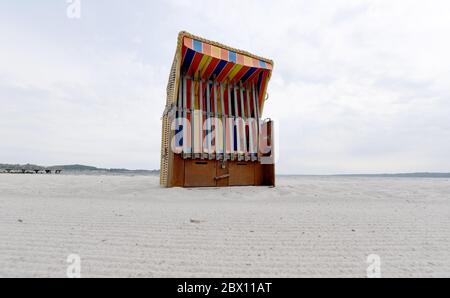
[160,32,275,187]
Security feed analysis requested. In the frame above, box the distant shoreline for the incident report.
[279,173,450,178]
[0,163,159,176]
[1,163,449,178]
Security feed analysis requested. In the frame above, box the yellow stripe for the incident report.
[198,55,211,74]
[194,81,199,110]
[227,64,243,81]
[200,56,213,77]
[210,45,220,59]
[243,56,252,67]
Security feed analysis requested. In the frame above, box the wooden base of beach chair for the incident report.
[168,153,275,187]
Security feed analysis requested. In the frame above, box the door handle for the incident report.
[214,174,230,180]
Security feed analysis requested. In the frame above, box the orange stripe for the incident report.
[236,53,244,65]
[221,49,228,60]
[184,37,193,49]
[203,43,211,56]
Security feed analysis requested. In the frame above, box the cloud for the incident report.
[1,0,450,173]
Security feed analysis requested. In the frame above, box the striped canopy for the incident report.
[178,32,273,110]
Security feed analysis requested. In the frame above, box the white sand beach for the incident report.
[0,174,449,277]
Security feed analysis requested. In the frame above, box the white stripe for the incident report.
[246,87,254,154]
[239,84,247,153]
[183,76,187,154]
[220,83,226,159]
[199,79,203,157]
[213,80,219,155]
[233,84,240,153]
[227,84,233,155]
[190,78,194,154]
[206,81,211,154]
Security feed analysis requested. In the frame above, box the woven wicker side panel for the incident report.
[166,56,178,105]
[160,55,178,186]
[159,114,170,186]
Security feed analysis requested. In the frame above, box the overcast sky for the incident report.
[1,0,450,174]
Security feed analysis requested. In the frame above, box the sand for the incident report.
[0,174,449,277]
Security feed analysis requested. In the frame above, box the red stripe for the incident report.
[252,85,257,117]
[243,91,248,117]
[245,68,263,84]
[181,46,187,65]
[258,73,268,108]
[186,79,192,109]
[236,89,241,117]
[203,58,220,79]
[213,85,217,114]
[187,52,203,76]
[215,62,234,82]
[233,66,250,83]
[249,86,255,117]
[224,85,229,115]
[203,83,207,113]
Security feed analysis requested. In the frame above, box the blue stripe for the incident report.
[193,39,202,52]
[240,67,257,82]
[256,71,263,99]
[229,51,237,63]
[233,124,238,151]
[259,60,266,68]
[182,48,196,71]
[257,71,263,87]
[212,60,228,77]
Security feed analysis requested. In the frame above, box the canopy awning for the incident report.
[176,32,273,111]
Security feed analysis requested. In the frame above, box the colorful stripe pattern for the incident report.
[184,37,272,70]
[181,37,272,108]
[175,76,260,159]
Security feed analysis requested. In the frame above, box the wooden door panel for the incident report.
[184,160,216,187]
[229,161,255,186]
